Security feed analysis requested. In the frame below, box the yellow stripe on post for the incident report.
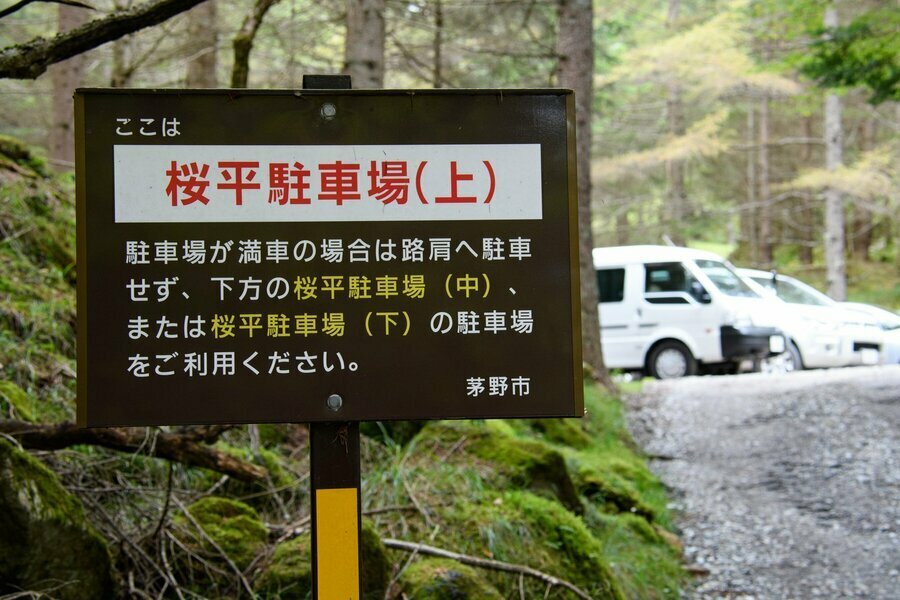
[315,487,360,599]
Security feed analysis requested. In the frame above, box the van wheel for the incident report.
[783,341,803,372]
[647,341,697,379]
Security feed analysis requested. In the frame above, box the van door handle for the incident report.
[636,308,642,318]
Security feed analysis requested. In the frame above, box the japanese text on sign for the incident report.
[114,144,542,223]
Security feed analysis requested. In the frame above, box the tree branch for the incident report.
[0,0,93,21]
[0,0,209,79]
[382,538,594,600]
[230,0,279,88]
[0,420,266,482]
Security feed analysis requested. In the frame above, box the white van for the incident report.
[594,245,785,379]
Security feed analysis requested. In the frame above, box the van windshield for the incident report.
[695,260,759,298]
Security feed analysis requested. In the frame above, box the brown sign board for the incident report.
[75,89,583,427]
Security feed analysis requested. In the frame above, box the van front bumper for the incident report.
[721,325,784,360]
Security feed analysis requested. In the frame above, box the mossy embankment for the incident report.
[362,382,686,599]
[0,137,686,598]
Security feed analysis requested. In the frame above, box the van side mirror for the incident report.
[691,281,711,304]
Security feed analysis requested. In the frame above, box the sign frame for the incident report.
[75,87,584,427]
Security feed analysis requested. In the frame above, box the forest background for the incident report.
[0,1,897,598]
[1,0,898,312]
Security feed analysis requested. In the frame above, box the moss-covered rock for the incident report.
[0,380,34,421]
[0,439,115,599]
[176,496,268,571]
[522,417,594,449]
[0,134,47,176]
[255,534,312,599]
[254,518,390,599]
[416,422,583,514]
[360,518,391,598]
[577,466,657,521]
[400,558,503,599]
[440,491,625,599]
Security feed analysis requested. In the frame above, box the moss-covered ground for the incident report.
[0,138,688,597]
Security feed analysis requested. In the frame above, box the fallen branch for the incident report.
[0,420,266,482]
[0,0,209,79]
[382,538,594,600]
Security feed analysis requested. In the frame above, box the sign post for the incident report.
[303,74,362,600]
[75,83,583,599]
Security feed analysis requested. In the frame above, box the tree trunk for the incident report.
[432,0,443,88]
[185,0,217,87]
[231,0,279,88]
[799,116,815,264]
[110,35,131,87]
[558,0,612,388]
[664,0,687,246]
[823,3,846,300]
[758,94,772,264]
[343,0,385,89]
[616,209,629,245]
[743,104,759,262]
[48,5,89,171]
[852,118,876,260]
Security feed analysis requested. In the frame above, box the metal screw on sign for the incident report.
[320,103,337,120]
[326,393,343,412]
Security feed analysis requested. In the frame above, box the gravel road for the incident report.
[628,366,900,599]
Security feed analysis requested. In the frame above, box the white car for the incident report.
[738,269,883,370]
[839,302,900,365]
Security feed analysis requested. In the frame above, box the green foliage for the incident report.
[0,139,76,422]
[0,439,115,599]
[800,9,900,104]
[400,558,503,600]
[361,419,427,446]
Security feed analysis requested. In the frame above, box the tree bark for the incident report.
[758,94,772,264]
[823,2,846,300]
[558,0,611,387]
[799,116,815,264]
[0,0,211,79]
[664,0,687,246]
[343,0,385,89]
[0,421,267,482]
[185,0,217,87]
[743,104,759,262]
[432,0,443,88]
[231,0,279,88]
[110,34,130,87]
[47,4,89,171]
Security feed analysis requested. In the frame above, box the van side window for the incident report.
[596,268,625,303]
[643,263,702,305]
[644,263,691,293]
